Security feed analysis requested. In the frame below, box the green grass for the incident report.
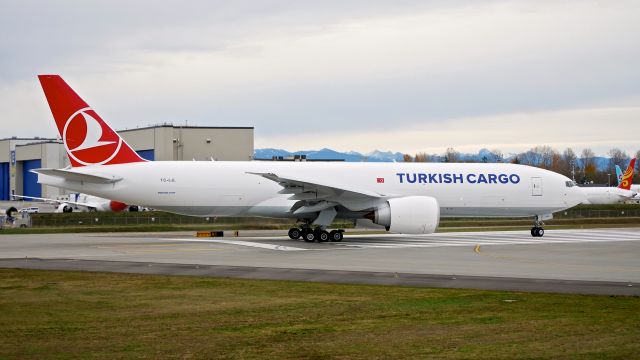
[0,269,638,359]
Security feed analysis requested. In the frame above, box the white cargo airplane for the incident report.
[32,75,585,240]
[580,159,637,204]
[12,193,129,213]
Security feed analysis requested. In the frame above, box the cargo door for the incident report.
[531,177,543,196]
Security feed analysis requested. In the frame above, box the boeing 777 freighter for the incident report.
[32,75,585,240]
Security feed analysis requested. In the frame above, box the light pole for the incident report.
[607,173,611,187]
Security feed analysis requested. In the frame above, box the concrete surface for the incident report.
[1,228,639,295]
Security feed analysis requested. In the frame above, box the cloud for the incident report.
[1,1,639,156]
[256,105,640,156]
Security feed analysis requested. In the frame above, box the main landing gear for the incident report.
[531,216,545,237]
[288,227,344,242]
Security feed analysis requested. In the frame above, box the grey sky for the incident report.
[1,1,639,156]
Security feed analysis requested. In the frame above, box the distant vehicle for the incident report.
[13,193,129,213]
[581,158,637,204]
[29,75,587,239]
[18,207,39,214]
[1,212,32,228]
[13,214,31,228]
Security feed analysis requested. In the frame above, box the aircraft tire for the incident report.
[317,230,330,242]
[531,227,544,237]
[288,228,301,239]
[329,230,343,242]
[303,230,316,242]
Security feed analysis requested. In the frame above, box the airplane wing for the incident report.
[12,194,63,205]
[248,172,385,213]
[31,168,122,184]
[12,194,97,209]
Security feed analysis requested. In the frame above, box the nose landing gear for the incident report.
[531,227,544,237]
[531,216,545,237]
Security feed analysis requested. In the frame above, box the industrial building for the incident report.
[0,124,254,200]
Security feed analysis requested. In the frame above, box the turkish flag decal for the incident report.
[377,177,385,183]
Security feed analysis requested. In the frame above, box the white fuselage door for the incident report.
[532,177,543,196]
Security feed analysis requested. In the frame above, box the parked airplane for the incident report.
[580,158,637,204]
[616,163,640,201]
[12,193,129,212]
[616,164,624,186]
[32,75,586,240]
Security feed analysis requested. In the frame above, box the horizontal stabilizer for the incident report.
[31,168,122,184]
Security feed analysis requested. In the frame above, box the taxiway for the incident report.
[1,228,639,295]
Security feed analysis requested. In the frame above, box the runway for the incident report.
[1,228,639,295]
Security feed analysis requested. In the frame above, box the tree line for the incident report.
[403,146,640,185]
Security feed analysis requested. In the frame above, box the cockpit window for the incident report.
[565,181,576,188]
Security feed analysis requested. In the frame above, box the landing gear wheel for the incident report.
[329,230,343,242]
[530,227,544,237]
[303,230,316,242]
[317,230,330,242]
[288,228,301,239]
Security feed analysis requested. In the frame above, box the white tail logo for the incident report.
[69,110,116,151]
[62,107,123,166]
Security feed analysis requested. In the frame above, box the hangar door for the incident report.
[136,149,154,161]
[22,159,42,198]
[0,162,9,200]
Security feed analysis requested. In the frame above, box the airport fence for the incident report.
[554,208,640,219]
[30,214,296,228]
[25,205,640,228]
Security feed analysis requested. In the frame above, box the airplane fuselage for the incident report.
[37,161,585,219]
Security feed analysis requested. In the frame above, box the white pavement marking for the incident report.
[333,229,640,249]
[154,229,640,251]
[165,238,308,251]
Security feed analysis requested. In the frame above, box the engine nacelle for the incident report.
[109,201,128,212]
[57,203,73,213]
[372,196,440,234]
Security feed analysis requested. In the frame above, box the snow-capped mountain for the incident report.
[254,148,403,162]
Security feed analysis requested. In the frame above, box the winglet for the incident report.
[38,75,145,167]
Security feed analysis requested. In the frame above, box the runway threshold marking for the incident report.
[166,238,308,251]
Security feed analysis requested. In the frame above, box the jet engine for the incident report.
[109,201,128,212]
[57,203,73,213]
[368,196,440,234]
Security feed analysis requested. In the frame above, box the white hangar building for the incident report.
[0,124,254,200]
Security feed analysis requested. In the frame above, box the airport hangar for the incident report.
[0,124,254,200]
